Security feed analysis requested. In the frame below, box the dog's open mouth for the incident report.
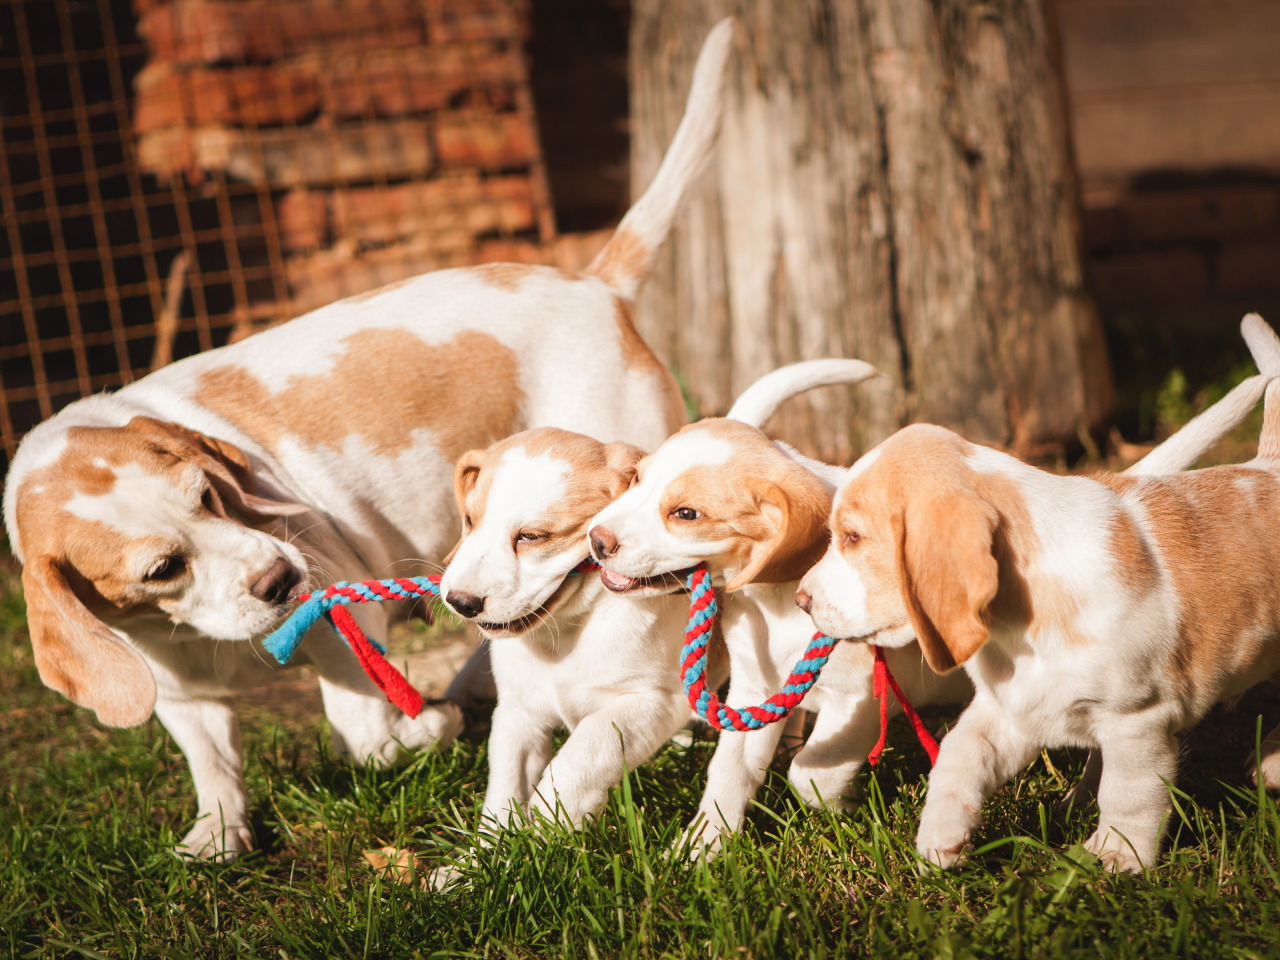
[474,569,578,635]
[599,566,695,594]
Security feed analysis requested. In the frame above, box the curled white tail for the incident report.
[727,359,882,429]
[1128,313,1280,475]
[587,18,735,301]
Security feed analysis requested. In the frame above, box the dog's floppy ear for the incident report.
[724,475,831,592]
[897,482,999,673]
[602,442,646,499]
[127,417,308,522]
[446,448,492,564]
[22,556,157,727]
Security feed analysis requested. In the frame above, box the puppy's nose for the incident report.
[251,556,301,604]
[589,525,618,560]
[795,589,813,613]
[446,591,485,619]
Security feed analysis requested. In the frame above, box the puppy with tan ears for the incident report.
[589,330,1280,857]
[588,391,969,854]
[798,315,1280,873]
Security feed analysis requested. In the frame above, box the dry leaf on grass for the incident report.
[363,845,428,888]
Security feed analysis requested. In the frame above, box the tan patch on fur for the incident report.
[588,226,648,293]
[454,428,644,559]
[471,261,544,292]
[614,297,686,433]
[196,329,525,461]
[1099,467,1280,704]
[655,419,832,589]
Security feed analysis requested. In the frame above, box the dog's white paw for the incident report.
[789,771,855,814]
[1251,747,1280,790]
[1084,826,1146,874]
[403,700,464,751]
[176,818,253,860]
[915,814,970,871]
[675,818,727,861]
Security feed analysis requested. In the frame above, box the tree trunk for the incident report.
[630,0,1112,463]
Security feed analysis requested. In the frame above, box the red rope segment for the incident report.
[327,605,425,718]
[866,646,940,766]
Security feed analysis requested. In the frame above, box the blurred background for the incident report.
[1,0,1278,474]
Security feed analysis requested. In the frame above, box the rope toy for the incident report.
[677,565,938,766]
[262,560,938,766]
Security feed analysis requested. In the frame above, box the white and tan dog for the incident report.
[589,329,1280,856]
[798,314,1280,872]
[2,20,737,859]
[437,360,875,833]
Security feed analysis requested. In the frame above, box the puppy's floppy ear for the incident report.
[446,448,491,564]
[601,442,646,498]
[127,417,309,522]
[22,556,157,727]
[724,474,831,592]
[897,482,999,673]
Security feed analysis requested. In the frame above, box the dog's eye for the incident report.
[514,531,547,547]
[843,531,861,548]
[463,514,472,530]
[144,555,186,582]
[670,507,700,522]
[200,486,220,514]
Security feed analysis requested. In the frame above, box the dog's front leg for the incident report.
[306,603,462,765]
[483,700,553,827]
[1086,717,1178,872]
[788,691,881,812]
[154,694,253,859]
[528,695,685,826]
[916,695,1035,869]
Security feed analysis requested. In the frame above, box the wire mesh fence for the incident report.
[0,0,627,476]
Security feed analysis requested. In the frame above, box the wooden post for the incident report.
[631,0,1112,462]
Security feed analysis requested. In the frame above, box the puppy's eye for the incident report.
[843,531,862,548]
[463,514,472,530]
[514,531,547,548]
[670,507,700,522]
[200,486,220,514]
[144,555,186,582]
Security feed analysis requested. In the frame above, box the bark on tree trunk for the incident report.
[630,0,1112,463]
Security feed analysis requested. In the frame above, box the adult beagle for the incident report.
[3,20,737,859]
[798,314,1280,872]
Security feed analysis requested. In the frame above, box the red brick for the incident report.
[331,174,534,245]
[137,121,434,186]
[275,190,330,251]
[133,63,319,132]
[1088,248,1209,305]
[424,0,528,44]
[1217,241,1280,294]
[435,113,538,170]
[1122,187,1280,244]
[321,49,521,119]
[140,0,426,66]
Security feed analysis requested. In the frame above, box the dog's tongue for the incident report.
[600,567,640,592]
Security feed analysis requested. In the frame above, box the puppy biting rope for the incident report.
[678,565,938,766]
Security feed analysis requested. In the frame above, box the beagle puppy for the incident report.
[798,314,1280,872]
[3,20,737,859]
[589,321,1280,857]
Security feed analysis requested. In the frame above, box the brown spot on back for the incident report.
[195,329,525,461]
[614,297,686,433]
[470,261,543,292]
[587,226,649,294]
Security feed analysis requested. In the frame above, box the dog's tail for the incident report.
[1127,313,1280,475]
[586,18,734,302]
[726,359,881,429]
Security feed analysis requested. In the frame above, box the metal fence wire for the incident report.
[0,0,615,476]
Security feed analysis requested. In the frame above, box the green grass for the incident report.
[4,544,1280,959]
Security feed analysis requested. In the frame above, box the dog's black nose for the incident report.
[447,591,485,619]
[795,589,813,613]
[589,525,618,560]
[251,557,301,604]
